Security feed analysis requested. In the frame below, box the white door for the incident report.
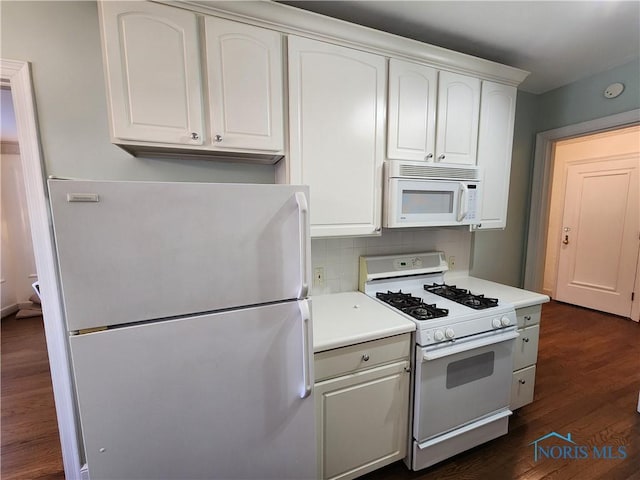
[288,36,386,237]
[99,1,204,145]
[49,180,310,331]
[204,17,284,152]
[435,71,480,165]
[387,59,437,162]
[556,158,639,317]
[70,300,316,480]
[475,81,517,230]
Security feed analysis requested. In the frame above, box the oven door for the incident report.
[413,328,518,442]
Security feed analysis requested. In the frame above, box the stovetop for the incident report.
[376,291,449,321]
[424,283,499,310]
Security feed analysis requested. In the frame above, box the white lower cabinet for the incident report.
[511,305,542,409]
[314,334,411,480]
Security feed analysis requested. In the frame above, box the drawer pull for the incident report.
[524,315,532,321]
[362,354,370,362]
[519,379,526,385]
[523,337,530,343]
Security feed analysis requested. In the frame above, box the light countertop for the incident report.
[445,275,550,309]
[311,292,415,353]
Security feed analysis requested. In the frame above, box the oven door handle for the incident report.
[423,330,519,361]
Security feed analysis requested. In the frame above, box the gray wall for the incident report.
[0,1,275,183]
[471,59,640,287]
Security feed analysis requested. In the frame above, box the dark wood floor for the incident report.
[1,301,639,480]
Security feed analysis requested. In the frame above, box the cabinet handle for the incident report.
[214,134,223,143]
[362,354,370,362]
[523,337,530,343]
[375,228,382,233]
[190,132,199,140]
[524,315,531,321]
[425,153,433,160]
[519,379,526,385]
[437,154,446,162]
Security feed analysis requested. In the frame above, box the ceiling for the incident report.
[280,1,640,94]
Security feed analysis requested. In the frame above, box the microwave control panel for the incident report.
[465,184,478,221]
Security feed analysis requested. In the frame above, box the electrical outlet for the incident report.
[448,256,456,270]
[313,267,325,287]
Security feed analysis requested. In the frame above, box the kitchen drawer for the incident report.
[516,305,541,329]
[513,324,540,371]
[314,334,410,382]
[511,365,536,410]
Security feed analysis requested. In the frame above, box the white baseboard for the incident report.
[1,304,19,318]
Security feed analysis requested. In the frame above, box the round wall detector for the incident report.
[604,82,624,99]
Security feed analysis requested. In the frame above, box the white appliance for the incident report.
[384,159,482,228]
[48,179,316,480]
[360,252,517,471]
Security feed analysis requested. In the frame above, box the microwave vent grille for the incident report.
[398,164,480,181]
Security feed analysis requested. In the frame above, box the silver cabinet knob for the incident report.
[425,153,433,160]
[523,337,530,343]
[524,315,532,321]
[437,154,446,161]
[362,354,370,362]
[214,134,223,143]
[190,132,199,140]
[519,379,526,385]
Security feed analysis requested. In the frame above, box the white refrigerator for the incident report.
[48,179,316,480]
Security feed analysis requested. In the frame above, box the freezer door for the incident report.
[70,300,316,480]
[49,180,310,331]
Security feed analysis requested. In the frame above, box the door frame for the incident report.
[524,108,640,321]
[1,59,82,479]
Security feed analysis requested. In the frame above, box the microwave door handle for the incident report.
[457,183,469,222]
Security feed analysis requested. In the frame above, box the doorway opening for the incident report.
[543,125,639,318]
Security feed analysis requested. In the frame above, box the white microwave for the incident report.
[384,160,483,228]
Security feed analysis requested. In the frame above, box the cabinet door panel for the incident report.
[205,17,284,152]
[316,361,410,480]
[387,59,437,161]
[513,325,540,371]
[99,1,203,144]
[476,82,517,229]
[435,72,480,164]
[288,36,385,237]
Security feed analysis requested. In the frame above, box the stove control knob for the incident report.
[434,330,445,342]
[492,318,502,329]
[445,328,455,339]
[501,316,512,327]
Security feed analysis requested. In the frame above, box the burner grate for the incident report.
[376,290,449,320]
[424,283,499,310]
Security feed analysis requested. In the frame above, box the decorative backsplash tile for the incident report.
[310,227,472,295]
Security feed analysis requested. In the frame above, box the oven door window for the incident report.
[413,338,514,442]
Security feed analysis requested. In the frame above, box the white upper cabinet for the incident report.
[204,17,284,152]
[99,1,204,145]
[435,72,481,165]
[288,36,386,237]
[387,59,437,162]
[475,81,517,230]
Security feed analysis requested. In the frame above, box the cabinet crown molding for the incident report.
[170,0,529,87]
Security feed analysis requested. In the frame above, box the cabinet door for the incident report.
[288,36,386,237]
[435,71,480,164]
[475,82,517,229]
[511,365,536,410]
[387,59,437,162]
[99,1,204,145]
[315,361,410,480]
[205,17,284,152]
[513,324,540,371]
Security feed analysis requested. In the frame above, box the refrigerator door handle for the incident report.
[298,299,313,399]
[295,192,310,298]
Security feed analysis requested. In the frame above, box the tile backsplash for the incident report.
[310,227,472,295]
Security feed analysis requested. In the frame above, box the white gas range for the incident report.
[359,251,518,471]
